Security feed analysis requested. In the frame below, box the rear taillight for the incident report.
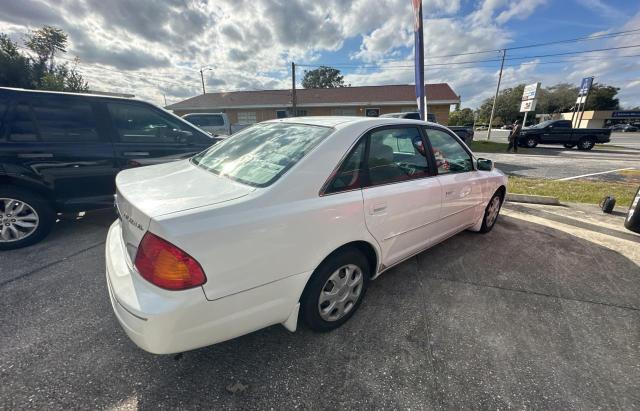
[134,232,206,290]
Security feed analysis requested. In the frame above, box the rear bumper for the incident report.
[105,221,309,354]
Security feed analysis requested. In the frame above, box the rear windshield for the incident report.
[185,114,224,127]
[191,122,333,187]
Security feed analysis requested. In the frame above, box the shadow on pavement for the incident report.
[0,215,638,409]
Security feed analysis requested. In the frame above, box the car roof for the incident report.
[264,116,437,129]
[183,113,225,116]
[0,86,138,102]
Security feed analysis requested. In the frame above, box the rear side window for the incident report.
[8,103,38,142]
[31,96,100,142]
[555,121,571,128]
[108,102,195,143]
[324,138,366,194]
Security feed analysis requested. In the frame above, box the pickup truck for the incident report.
[182,113,249,137]
[447,125,474,144]
[518,119,611,150]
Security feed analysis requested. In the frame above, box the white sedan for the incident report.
[106,116,507,354]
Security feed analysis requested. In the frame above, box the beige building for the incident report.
[166,84,460,125]
[560,110,640,128]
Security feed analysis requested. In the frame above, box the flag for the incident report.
[412,0,425,120]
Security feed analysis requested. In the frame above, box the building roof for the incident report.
[166,83,459,111]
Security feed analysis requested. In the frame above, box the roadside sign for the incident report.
[576,95,587,104]
[579,77,593,96]
[522,82,540,101]
[612,111,640,118]
[520,99,537,112]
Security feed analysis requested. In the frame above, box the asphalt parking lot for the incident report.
[1,202,639,409]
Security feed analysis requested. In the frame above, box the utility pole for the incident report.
[291,62,297,117]
[487,49,506,141]
[200,68,206,95]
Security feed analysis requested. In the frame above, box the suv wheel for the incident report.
[301,249,370,332]
[524,137,538,148]
[578,137,595,151]
[0,187,54,250]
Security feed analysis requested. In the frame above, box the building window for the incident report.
[332,108,357,116]
[237,111,257,124]
[276,110,288,118]
[295,109,308,116]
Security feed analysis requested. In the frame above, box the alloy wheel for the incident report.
[318,264,363,322]
[0,198,40,242]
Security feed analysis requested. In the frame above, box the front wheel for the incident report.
[0,187,55,250]
[524,136,538,148]
[479,192,503,233]
[301,249,370,332]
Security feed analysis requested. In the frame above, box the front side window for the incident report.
[31,96,100,142]
[192,122,333,187]
[108,102,194,143]
[366,127,431,186]
[426,128,473,174]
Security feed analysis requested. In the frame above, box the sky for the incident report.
[0,0,639,109]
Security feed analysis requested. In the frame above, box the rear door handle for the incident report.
[123,151,149,156]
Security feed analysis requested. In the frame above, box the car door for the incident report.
[105,100,214,169]
[425,127,484,235]
[541,120,571,143]
[359,126,442,267]
[2,93,118,211]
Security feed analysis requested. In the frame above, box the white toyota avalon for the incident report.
[106,116,507,354]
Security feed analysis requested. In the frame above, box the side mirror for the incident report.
[477,158,493,171]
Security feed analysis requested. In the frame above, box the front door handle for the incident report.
[370,202,387,214]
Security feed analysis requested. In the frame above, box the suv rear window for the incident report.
[192,123,333,187]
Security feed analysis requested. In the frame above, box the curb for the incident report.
[506,193,561,205]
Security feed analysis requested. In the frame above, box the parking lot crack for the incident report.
[425,275,640,312]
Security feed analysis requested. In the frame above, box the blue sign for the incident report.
[612,111,640,118]
[579,77,593,96]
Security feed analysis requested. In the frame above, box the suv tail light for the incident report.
[134,232,206,290]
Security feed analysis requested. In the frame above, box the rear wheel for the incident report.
[479,191,503,233]
[524,136,538,148]
[577,137,595,151]
[0,187,54,250]
[301,249,370,332]
[563,143,576,149]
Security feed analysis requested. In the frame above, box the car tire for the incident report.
[524,137,538,148]
[0,187,55,250]
[577,137,595,151]
[301,248,370,332]
[479,191,503,233]
[563,143,576,149]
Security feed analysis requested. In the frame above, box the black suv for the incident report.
[0,88,219,249]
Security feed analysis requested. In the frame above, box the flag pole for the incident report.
[412,0,425,120]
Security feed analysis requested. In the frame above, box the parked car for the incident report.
[182,112,249,137]
[619,124,639,132]
[0,87,220,250]
[518,119,611,150]
[380,112,438,123]
[106,116,507,354]
[501,124,513,130]
[448,125,475,144]
[475,125,488,131]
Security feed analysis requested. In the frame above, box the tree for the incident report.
[0,26,88,92]
[302,66,345,88]
[585,83,619,110]
[536,83,578,114]
[477,85,524,125]
[25,25,67,72]
[448,108,475,126]
[0,34,33,88]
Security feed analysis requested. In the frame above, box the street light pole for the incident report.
[487,49,506,141]
[199,67,212,95]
